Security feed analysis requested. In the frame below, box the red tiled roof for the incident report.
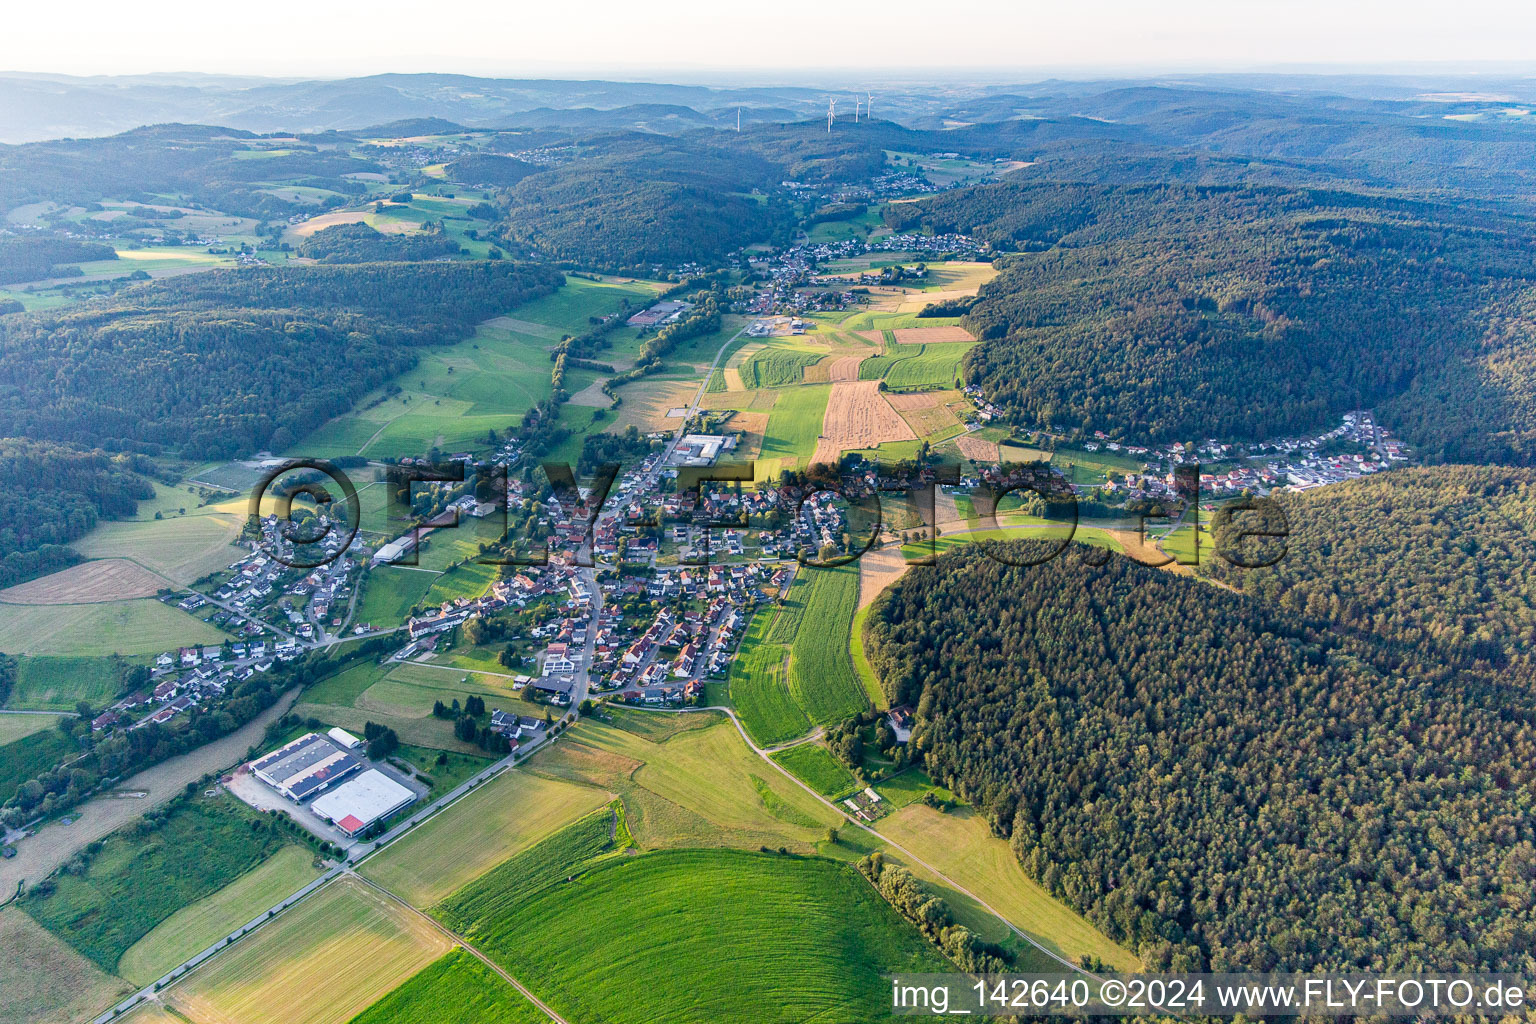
[337,814,366,834]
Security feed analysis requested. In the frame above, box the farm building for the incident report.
[249,733,363,801]
[310,769,417,836]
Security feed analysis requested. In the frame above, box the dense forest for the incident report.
[296,221,461,262]
[492,135,796,268]
[886,182,1536,460]
[0,261,562,458]
[0,237,116,284]
[445,153,540,187]
[1201,465,1536,669]
[864,531,1536,974]
[0,440,160,588]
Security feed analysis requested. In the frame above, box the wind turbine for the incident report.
[827,97,836,133]
[867,93,874,121]
[854,96,861,123]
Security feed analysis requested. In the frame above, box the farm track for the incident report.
[348,871,569,1024]
[650,704,1103,980]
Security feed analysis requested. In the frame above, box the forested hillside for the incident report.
[297,221,461,262]
[0,439,158,587]
[1202,465,1536,668]
[886,182,1536,460]
[492,134,796,268]
[0,261,562,457]
[0,237,116,284]
[864,534,1536,974]
[0,124,384,221]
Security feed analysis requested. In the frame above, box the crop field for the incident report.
[166,877,453,1024]
[117,845,324,985]
[738,346,827,389]
[883,342,974,390]
[886,388,964,435]
[785,565,868,727]
[348,949,550,1024]
[727,609,807,746]
[289,697,485,755]
[0,558,164,604]
[813,380,917,464]
[0,725,76,804]
[758,384,831,471]
[21,793,297,972]
[360,769,611,908]
[770,742,860,799]
[0,598,226,657]
[7,655,122,710]
[527,712,836,851]
[878,802,1141,971]
[0,907,133,1024]
[435,805,618,928]
[956,433,1002,462]
[443,848,949,1024]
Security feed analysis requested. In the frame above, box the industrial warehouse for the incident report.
[244,731,420,838]
[249,732,363,800]
[310,769,417,836]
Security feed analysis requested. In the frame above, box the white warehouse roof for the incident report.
[310,769,416,836]
[327,727,361,749]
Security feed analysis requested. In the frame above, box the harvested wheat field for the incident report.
[608,378,697,432]
[825,354,867,382]
[856,330,884,346]
[812,381,917,464]
[893,326,975,344]
[701,389,779,412]
[731,411,772,458]
[956,433,1001,463]
[886,390,961,435]
[0,558,165,604]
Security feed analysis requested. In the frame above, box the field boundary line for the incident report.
[348,870,569,1024]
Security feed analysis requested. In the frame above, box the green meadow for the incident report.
[440,845,949,1024]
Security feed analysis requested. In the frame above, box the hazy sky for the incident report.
[8,0,1536,78]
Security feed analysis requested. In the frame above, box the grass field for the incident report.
[71,511,244,584]
[0,599,226,657]
[167,877,452,1024]
[354,567,439,628]
[785,565,868,727]
[877,802,1140,971]
[117,844,324,985]
[360,768,611,908]
[883,342,973,390]
[442,847,949,1024]
[758,384,831,471]
[21,793,297,972]
[528,710,837,852]
[346,949,549,1024]
[6,655,122,711]
[0,712,62,745]
[0,726,79,805]
[849,601,885,708]
[770,742,860,800]
[0,907,133,1024]
[727,609,807,747]
[294,276,656,462]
